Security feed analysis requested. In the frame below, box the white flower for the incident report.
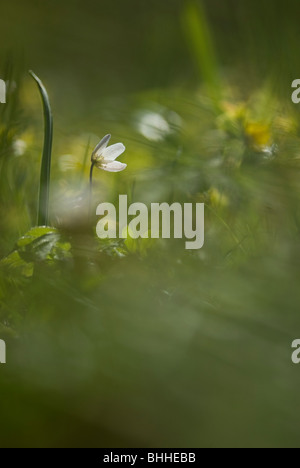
[13,139,27,156]
[91,134,126,172]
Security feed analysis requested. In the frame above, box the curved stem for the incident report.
[89,161,96,219]
[29,70,53,226]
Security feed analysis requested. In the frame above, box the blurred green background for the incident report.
[1,0,300,448]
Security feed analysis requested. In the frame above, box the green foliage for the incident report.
[1,227,71,280]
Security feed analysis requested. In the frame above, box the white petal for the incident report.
[101,161,127,172]
[102,143,126,161]
[93,134,111,158]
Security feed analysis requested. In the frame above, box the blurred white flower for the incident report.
[91,134,126,172]
[136,109,182,142]
[138,112,170,141]
[13,139,27,156]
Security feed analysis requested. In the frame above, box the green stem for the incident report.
[89,161,96,218]
[29,70,53,226]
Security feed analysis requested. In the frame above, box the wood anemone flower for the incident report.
[91,134,127,172]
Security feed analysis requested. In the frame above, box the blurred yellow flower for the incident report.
[222,101,246,121]
[245,122,271,147]
[209,188,229,208]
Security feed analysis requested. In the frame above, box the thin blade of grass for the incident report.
[182,0,222,106]
[81,136,91,185]
[29,70,53,226]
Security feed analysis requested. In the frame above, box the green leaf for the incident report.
[0,227,72,280]
[16,227,58,249]
[29,70,53,226]
[0,250,33,277]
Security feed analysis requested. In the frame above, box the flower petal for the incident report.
[101,161,127,172]
[102,143,126,161]
[92,134,111,158]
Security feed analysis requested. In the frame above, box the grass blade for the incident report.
[29,70,53,226]
[182,0,222,105]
